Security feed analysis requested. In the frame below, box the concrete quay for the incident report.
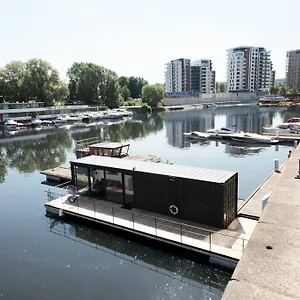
[222,145,300,299]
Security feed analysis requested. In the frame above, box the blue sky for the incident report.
[1,0,299,83]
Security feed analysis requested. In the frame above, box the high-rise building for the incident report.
[286,49,300,92]
[191,60,215,93]
[227,46,274,93]
[165,58,191,93]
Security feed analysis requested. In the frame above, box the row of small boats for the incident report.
[0,109,133,131]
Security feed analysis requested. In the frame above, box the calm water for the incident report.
[0,105,298,299]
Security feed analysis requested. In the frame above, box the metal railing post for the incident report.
[112,207,114,223]
[209,233,212,252]
[242,238,245,252]
[132,212,134,229]
[155,218,157,236]
[180,224,183,243]
[93,202,96,218]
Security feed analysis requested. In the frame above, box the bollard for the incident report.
[274,159,279,172]
[59,209,64,217]
[275,130,279,138]
[294,141,298,149]
[296,159,300,179]
[215,129,219,136]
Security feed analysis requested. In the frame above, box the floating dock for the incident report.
[45,192,256,266]
[41,167,71,182]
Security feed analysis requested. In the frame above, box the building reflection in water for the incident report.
[164,106,290,149]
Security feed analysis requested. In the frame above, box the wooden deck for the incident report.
[45,194,257,262]
[40,167,71,182]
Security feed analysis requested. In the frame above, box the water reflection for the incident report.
[47,216,232,299]
[0,114,164,183]
[0,129,72,178]
[164,106,300,149]
[71,113,164,142]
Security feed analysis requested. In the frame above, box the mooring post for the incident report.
[112,207,114,223]
[209,234,212,252]
[93,202,96,218]
[274,159,279,172]
[294,140,298,149]
[155,218,157,236]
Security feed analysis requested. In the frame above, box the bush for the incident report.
[142,103,152,113]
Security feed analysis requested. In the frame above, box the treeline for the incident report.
[0,59,165,108]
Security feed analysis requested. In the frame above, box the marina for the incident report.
[1,105,298,300]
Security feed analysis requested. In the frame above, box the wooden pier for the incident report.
[45,193,257,265]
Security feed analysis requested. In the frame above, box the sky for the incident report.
[1,0,299,83]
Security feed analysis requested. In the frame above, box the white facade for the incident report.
[227,47,273,93]
[165,58,191,93]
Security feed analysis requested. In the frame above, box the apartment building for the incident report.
[191,60,215,93]
[227,46,274,93]
[165,58,191,93]
[286,49,300,92]
[165,58,215,94]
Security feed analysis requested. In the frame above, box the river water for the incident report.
[0,105,298,299]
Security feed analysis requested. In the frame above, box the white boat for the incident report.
[206,126,242,134]
[183,131,210,140]
[259,96,286,103]
[2,119,19,130]
[54,116,68,124]
[203,103,217,109]
[30,118,43,126]
[113,109,133,117]
[231,133,279,145]
[263,122,300,134]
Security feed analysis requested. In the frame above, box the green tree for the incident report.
[287,87,297,95]
[21,58,61,105]
[219,83,226,93]
[127,76,148,99]
[53,81,69,105]
[278,86,286,96]
[141,83,164,107]
[67,62,121,108]
[120,86,130,101]
[118,76,129,88]
[0,61,26,102]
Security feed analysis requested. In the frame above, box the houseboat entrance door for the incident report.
[169,177,180,216]
[123,174,134,208]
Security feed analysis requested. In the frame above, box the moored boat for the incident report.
[206,126,242,134]
[183,131,210,140]
[230,133,279,145]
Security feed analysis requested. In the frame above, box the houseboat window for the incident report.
[103,149,112,156]
[74,166,89,194]
[106,171,123,204]
[124,174,134,206]
[91,169,105,199]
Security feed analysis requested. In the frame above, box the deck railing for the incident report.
[45,190,248,256]
[75,137,100,149]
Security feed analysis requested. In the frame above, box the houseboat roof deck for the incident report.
[89,142,130,149]
[72,155,236,183]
